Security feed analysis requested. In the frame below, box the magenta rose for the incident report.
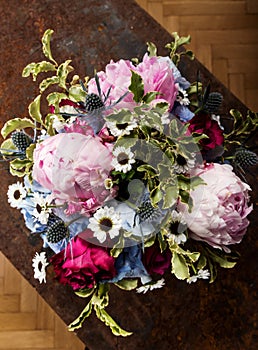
[177,163,253,251]
[87,54,178,110]
[50,236,116,290]
[188,112,224,151]
[33,132,114,214]
[142,242,171,275]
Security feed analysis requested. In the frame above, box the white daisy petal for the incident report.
[111,146,135,173]
[32,252,48,284]
[7,182,27,208]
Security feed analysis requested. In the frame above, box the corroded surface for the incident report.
[0,1,257,349]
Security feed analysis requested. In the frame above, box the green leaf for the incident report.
[68,85,86,102]
[146,42,157,56]
[42,29,57,65]
[142,91,159,104]
[1,118,35,139]
[115,279,138,290]
[39,76,59,93]
[207,249,237,269]
[92,284,109,309]
[94,306,133,337]
[162,184,178,209]
[171,252,189,280]
[68,300,93,331]
[197,254,207,270]
[105,109,133,123]
[46,92,68,107]
[0,138,16,155]
[22,61,56,81]
[150,187,162,205]
[114,137,137,150]
[29,95,43,124]
[75,287,95,298]
[57,60,74,90]
[25,143,35,161]
[128,70,144,103]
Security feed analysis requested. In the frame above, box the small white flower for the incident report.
[107,120,137,137]
[173,153,195,174]
[88,206,122,243]
[136,278,165,294]
[32,252,48,283]
[169,232,187,245]
[111,146,135,173]
[7,182,27,208]
[197,269,210,280]
[167,210,187,244]
[187,269,210,284]
[176,87,190,106]
[187,275,198,284]
[32,192,52,224]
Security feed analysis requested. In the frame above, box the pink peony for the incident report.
[87,54,178,110]
[50,236,116,290]
[33,132,114,214]
[177,163,252,251]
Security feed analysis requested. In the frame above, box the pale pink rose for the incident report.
[33,133,114,214]
[177,163,252,251]
[87,54,178,110]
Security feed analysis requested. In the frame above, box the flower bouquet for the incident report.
[1,30,258,336]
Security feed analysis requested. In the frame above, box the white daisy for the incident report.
[176,87,190,106]
[7,182,27,208]
[88,206,122,243]
[167,210,187,244]
[32,252,48,283]
[136,278,165,294]
[111,146,135,173]
[31,192,52,224]
[107,120,137,137]
[169,232,187,245]
[173,153,196,174]
[187,275,198,284]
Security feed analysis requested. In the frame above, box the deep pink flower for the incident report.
[177,163,253,251]
[33,132,114,214]
[142,242,171,275]
[188,112,224,151]
[50,236,116,290]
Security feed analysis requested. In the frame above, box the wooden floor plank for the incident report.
[0,330,54,349]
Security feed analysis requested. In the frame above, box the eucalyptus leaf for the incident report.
[1,118,36,139]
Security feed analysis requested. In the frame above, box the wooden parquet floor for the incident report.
[136,0,258,112]
[1,1,258,349]
[0,252,84,350]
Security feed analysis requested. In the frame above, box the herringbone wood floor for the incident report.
[0,252,84,350]
[1,1,258,349]
[136,0,258,111]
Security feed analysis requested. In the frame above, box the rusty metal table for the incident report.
[0,1,257,349]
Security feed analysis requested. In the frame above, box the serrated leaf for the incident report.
[42,29,57,65]
[115,279,138,290]
[10,158,32,170]
[105,109,133,123]
[171,252,189,280]
[29,95,43,124]
[94,306,132,337]
[39,76,59,93]
[129,70,144,103]
[1,118,35,139]
[68,300,93,331]
[114,137,137,149]
[9,167,27,177]
[57,60,74,90]
[0,138,16,154]
[92,284,109,309]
